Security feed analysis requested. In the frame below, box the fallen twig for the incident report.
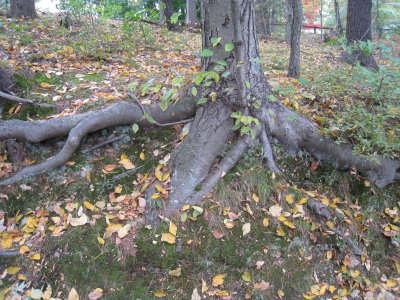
[0,91,55,108]
[82,135,125,153]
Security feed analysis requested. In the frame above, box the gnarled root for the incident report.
[0,99,196,185]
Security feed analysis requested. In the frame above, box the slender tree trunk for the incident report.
[345,0,379,70]
[161,0,179,31]
[287,0,302,78]
[260,0,271,38]
[320,0,323,41]
[159,0,165,24]
[376,0,382,38]
[333,0,343,35]
[285,0,293,44]
[10,0,37,18]
[186,0,197,23]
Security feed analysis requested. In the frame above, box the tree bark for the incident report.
[186,0,197,23]
[161,0,179,31]
[344,0,379,70]
[285,0,293,44]
[333,0,343,35]
[10,0,37,18]
[159,0,165,24]
[287,0,302,78]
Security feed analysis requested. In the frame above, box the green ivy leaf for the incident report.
[210,37,222,47]
[132,123,139,133]
[200,49,214,57]
[225,43,234,51]
[191,86,198,96]
[160,101,168,111]
[143,113,156,123]
[197,97,207,105]
[172,77,183,86]
[245,80,251,89]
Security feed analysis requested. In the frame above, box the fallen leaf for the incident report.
[20,245,30,254]
[242,271,251,282]
[29,253,41,260]
[269,204,282,217]
[161,233,176,244]
[153,290,167,297]
[169,221,177,236]
[191,288,201,300]
[70,213,88,226]
[262,218,269,227]
[30,289,43,299]
[252,193,259,203]
[68,287,79,300]
[168,268,181,277]
[88,288,103,300]
[212,230,225,239]
[104,223,122,239]
[255,261,265,269]
[242,223,251,236]
[215,290,229,297]
[84,201,95,211]
[254,280,269,290]
[212,274,226,287]
[97,237,105,245]
[117,224,131,239]
[7,266,20,275]
[285,194,294,204]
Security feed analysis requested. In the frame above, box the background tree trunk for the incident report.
[334,0,343,35]
[287,0,302,78]
[285,0,293,44]
[186,0,197,23]
[345,0,379,70]
[159,0,165,24]
[10,0,37,18]
[161,0,179,31]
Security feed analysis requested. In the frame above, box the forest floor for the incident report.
[0,15,399,300]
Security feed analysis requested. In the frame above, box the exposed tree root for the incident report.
[0,91,55,108]
[0,99,196,185]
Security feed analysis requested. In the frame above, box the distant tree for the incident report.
[161,0,179,30]
[286,0,302,78]
[333,0,343,35]
[186,0,197,23]
[10,0,37,18]
[344,0,379,70]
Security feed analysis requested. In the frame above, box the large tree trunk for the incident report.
[287,0,302,78]
[161,0,179,31]
[344,0,379,70]
[10,0,37,18]
[186,0,197,23]
[333,0,343,35]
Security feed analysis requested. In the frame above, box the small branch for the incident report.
[0,91,55,108]
[0,250,20,257]
[82,136,125,154]
[307,199,362,255]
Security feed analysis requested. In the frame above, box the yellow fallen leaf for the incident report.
[114,186,123,193]
[285,194,294,204]
[215,290,229,297]
[252,193,259,203]
[298,197,308,204]
[84,201,95,211]
[321,198,330,206]
[68,287,79,300]
[7,266,20,275]
[117,224,131,239]
[276,227,285,236]
[169,221,177,236]
[328,285,336,293]
[326,250,333,260]
[302,292,316,299]
[1,235,13,249]
[20,245,30,254]
[242,271,251,282]
[182,205,190,211]
[263,218,269,227]
[283,220,296,229]
[212,274,226,287]
[17,274,27,281]
[277,290,284,298]
[97,237,105,245]
[161,233,176,244]
[326,221,335,230]
[30,253,41,261]
[104,223,122,239]
[153,290,166,297]
[155,184,167,195]
[140,152,146,160]
[168,268,181,277]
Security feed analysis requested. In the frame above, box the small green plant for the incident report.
[231,111,260,139]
